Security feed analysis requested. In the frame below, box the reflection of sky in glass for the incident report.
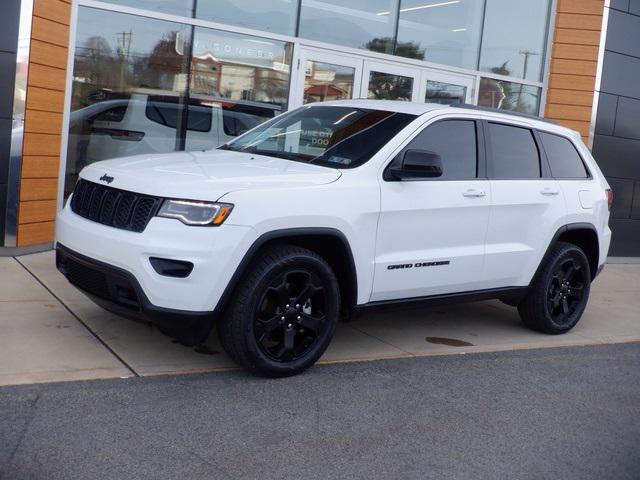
[197,0,298,35]
[97,0,194,17]
[299,0,397,52]
[75,7,189,58]
[396,0,483,69]
[479,0,550,81]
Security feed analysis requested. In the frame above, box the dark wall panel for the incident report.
[605,10,640,58]
[592,134,640,180]
[609,219,640,256]
[615,96,640,140]
[593,5,640,256]
[0,52,17,119]
[594,93,617,136]
[0,0,20,54]
[600,52,640,99]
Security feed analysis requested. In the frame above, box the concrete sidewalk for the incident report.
[1,251,639,386]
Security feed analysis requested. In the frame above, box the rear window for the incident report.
[487,123,540,179]
[222,103,277,137]
[539,131,589,178]
[145,96,212,133]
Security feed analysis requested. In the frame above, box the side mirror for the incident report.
[388,149,443,180]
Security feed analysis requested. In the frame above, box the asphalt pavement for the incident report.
[1,343,639,480]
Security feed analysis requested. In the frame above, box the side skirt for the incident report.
[351,286,528,318]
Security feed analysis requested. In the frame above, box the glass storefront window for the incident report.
[190,28,292,144]
[367,71,413,101]
[425,80,466,105]
[66,7,293,198]
[478,77,541,115]
[197,0,298,36]
[98,0,195,17]
[303,61,355,104]
[299,0,398,54]
[396,0,483,69]
[66,7,192,196]
[478,0,550,82]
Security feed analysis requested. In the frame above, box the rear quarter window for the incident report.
[538,131,590,178]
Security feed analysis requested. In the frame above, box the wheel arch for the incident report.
[214,228,358,318]
[533,223,600,284]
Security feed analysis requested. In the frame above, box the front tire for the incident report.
[518,241,591,334]
[218,244,340,377]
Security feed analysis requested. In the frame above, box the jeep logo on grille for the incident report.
[99,174,114,184]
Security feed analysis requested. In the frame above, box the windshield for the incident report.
[219,106,416,168]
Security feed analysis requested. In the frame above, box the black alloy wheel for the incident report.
[254,269,328,362]
[546,257,587,325]
[218,244,340,377]
[518,241,591,334]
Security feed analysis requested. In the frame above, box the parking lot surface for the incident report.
[1,343,639,480]
[1,251,639,385]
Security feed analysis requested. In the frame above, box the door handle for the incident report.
[462,189,486,198]
[540,187,560,196]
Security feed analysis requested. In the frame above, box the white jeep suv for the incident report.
[56,100,612,377]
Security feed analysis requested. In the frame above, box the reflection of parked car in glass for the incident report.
[80,94,280,163]
[64,94,281,196]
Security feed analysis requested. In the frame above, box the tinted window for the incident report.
[222,104,278,137]
[145,98,212,133]
[488,123,540,179]
[403,120,477,179]
[92,105,127,123]
[539,132,589,178]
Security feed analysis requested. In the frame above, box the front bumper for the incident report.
[55,204,254,312]
[56,244,215,344]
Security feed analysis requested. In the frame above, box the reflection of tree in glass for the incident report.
[479,61,539,115]
[368,73,413,101]
[365,37,424,60]
[141,32,189,91]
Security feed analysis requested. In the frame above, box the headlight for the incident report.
[157,200,233,226]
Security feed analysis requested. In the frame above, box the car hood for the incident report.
[79,149,342,201]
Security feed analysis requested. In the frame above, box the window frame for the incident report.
[483,119,551,180]
[535,129,593,181]
[383,118,485,182]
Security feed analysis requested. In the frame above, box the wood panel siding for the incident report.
[16,0,71,246]
[545,1,604,143]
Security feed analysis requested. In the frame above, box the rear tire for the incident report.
[217,244,340,377]
[518,241,591,334]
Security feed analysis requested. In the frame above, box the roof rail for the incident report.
[451,104,558,125]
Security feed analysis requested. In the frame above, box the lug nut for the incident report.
[281,316,285,320]
[297,316,301,320]
[288,323,292,328]
[286,304,290,308]
[296,304,300,308]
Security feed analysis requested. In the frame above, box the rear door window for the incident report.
[487,123,540,179]
[539,131,589,178]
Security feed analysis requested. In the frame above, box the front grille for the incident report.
[70,179,161,232]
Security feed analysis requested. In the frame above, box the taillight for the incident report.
[606,188,613,211]
[92,127,145,141]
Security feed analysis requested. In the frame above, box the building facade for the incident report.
[1,0,634,256]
